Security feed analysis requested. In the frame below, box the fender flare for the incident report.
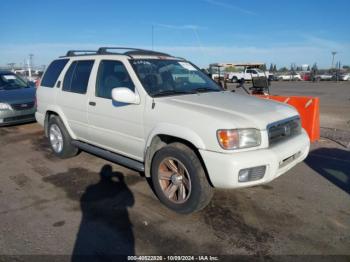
[44,106,77,140]
[145,123,206,151]
[143,123,206,178]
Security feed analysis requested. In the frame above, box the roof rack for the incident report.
[61,47,173,58]
[65,50,97,57]
[97,47,171,57]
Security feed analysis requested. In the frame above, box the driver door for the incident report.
[87,59,145,161]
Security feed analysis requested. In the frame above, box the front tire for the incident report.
[48,115,79,159]
[151,143,213,214]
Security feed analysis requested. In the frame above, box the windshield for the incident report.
[130,59,222,97]
[0,73,28,90]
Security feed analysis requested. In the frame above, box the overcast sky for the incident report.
[1,0,349,68]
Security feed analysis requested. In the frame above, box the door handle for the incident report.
[89,101,96,106]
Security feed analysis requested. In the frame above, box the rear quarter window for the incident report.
[41,59,69,88]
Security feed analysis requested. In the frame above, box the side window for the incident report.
[63,62,77,91]
[62,60,94,94]
[96,60,135,99]
[41,59,69,87]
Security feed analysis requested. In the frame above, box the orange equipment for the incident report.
[258,95,320,143]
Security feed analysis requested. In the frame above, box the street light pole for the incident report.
[331,51,337,69]
[151,25,154,51]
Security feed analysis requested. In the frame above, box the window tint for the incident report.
[96,60,134,99]
[63,62,76,91]
[41,59,69,87]
[62,60,94,94]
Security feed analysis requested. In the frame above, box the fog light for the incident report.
[238,166,266,182]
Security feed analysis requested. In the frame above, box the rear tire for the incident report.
[151,143,213,214]
[48,115,79,159]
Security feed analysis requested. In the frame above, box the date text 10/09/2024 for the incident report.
[127,255,220,261]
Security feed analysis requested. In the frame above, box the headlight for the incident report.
[0,103,12,111]
[217,129,261,150]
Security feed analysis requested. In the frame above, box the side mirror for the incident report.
[111,88,140,104]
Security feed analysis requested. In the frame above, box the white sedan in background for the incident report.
[340,73,350,81]
[278,73,302,81]
[315,74,334,81]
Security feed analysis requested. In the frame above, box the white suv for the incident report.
[36,47,310,213]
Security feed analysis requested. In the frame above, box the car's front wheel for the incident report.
[48,115,79,159]
[151,143,213,214]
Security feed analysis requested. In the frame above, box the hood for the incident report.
[0,87,36,104]
[157,91,298,130]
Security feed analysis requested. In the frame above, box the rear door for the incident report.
[56,59,95,141]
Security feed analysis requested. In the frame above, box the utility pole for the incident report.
[151,25,154,51]
[331,51,337,69]
[29,54,34,68]
[28,54,34,80]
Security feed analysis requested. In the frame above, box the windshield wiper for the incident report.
[192,87,220,93]
[152,90,195,97]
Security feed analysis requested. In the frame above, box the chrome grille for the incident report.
[268,117,301,146]
[11,102,35,111]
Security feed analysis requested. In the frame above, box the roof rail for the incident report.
[97,47,171,57]
[65,50,97,57]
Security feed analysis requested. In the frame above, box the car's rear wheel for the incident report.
[151,142,213,214]
[48,115,79,159]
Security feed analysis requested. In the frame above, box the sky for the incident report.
[0,0,349,69]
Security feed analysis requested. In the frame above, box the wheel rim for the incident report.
[49,124,63,153]
[158,157,192,204]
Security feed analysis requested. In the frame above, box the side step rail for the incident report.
[71,140,145,172]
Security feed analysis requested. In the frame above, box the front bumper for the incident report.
[0,108,36,126]
[200,130,310,188]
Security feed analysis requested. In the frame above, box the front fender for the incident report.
[145,123,206,151]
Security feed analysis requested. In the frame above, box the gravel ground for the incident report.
[0,123,349,260]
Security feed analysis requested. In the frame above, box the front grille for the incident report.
[268,117,301,146]
[11,102,35,111]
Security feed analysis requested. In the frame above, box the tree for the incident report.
[279,67,288,72]
[269,64,273,72]
[307,66,310,71]
[273,64,277,72]
[343,65,349,69]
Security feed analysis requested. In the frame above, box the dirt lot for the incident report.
[0,82,350,260]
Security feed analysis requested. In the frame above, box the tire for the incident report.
[48,115,79,159]
[151,142,213,214]
[231,76,238,83]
